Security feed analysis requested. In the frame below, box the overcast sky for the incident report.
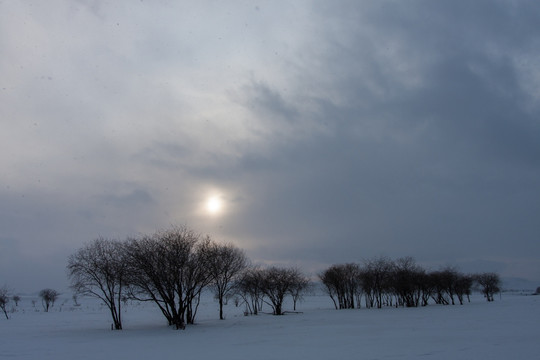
[2,0,540,293]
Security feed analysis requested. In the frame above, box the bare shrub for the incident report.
[39,289,59,312]
[319,263,361,309]
[475,272,501,302]
[236,267,264,315]
[0,286,10,319]
[259,266,306,315]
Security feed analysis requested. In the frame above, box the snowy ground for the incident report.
[1,292,538,360]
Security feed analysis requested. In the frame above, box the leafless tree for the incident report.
[319,263,361,309]
[259,266,305,315]
[454,273,473,305]
[39,289,59,312]
[321,257,479,309]
[67,237,127,329]
[235,266,264,315]
[319,266,340,309]
[429,271,450,305]
[475,272,501,302]
[0,286,10,319]
[419,272,436,306]
[12,295,21,307]
[440,267,460,305]
[289,273,311,311]
[391,257,425,308]
[204,241,248,320]
[124,226,212,329]
[183,237,214,325]
[361,257,394,308]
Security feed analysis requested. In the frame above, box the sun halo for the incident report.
[206,196,223,214]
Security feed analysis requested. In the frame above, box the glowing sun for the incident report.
[206,196,223,214]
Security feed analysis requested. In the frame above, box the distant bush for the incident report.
[39,289,59,312]
[0,286,10,319]
[319,257,503,310]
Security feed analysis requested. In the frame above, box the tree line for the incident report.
[66,226,309,330]
[319,256,501,310]
[1,225,503,329]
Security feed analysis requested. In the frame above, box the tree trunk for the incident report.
[219,297,224,320]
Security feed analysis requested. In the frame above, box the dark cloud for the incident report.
[237,80,299,123]
[214,1,540,277]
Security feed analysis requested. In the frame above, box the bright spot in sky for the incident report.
[206,196,223,214]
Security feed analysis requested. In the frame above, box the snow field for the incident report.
[1,293,538,360]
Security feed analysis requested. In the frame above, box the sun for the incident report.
[206,196,223,214]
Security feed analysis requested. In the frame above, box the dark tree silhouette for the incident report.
[125,226,212,329]
[454,274,473,305]
[362,257,394,308]
[419,271,436,306]
[319,263,361,309]
[321,257,485,309]
[183,237,214,325]
[205,242,248,320]
[260,267,305,315]
[67,237,127,330]
[236,267,264,315]
[289,273,310,311]
[0,286,10,319]
[39,289,59,312]
[430,267,460,305]
[475,272,501,302]
[391,257,425,308]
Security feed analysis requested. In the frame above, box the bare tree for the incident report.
[320,257,479,310]
[125,226,212,329]
[454,273,473,305]
[12,295,21,307]
[391,257,425,308]
[204,241,248,320]
[419,271,436,306]
[39,289,59,312]
[319,263,361,309]
[236,266,264,315]
[429,270,450,305]
[183,237,214,325]
[439,267,460,305]
[475,272,501,302]
[259,267,305,315]
[0,286,10,319]
[67,237,127,330]
[362,257,394,308]
[319,265,341,309]
[289,273,310,311]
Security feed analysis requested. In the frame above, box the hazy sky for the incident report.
[2,0,540,293]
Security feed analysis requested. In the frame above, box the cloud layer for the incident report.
[1,0,540,292]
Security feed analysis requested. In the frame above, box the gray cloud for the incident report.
[1,0,540,292]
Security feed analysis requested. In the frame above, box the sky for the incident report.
[1,0,540,293]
